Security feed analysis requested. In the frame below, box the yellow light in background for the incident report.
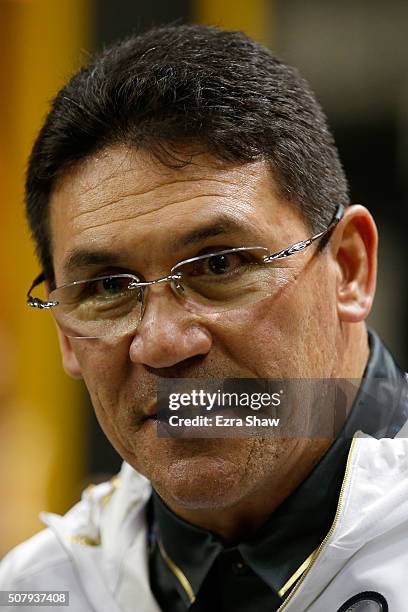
[194,0,272,44]
[0,0,91,555]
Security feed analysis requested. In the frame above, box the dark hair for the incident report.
[26,23,349,282]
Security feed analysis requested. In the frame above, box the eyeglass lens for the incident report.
[47,249,291,338]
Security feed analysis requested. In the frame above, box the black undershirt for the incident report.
[148,329,408,612]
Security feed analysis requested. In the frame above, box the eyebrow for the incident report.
[63,249,123,276]
[174,215,246,248]
[62,215,249,276]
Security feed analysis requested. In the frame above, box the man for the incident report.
[1,23,407,612]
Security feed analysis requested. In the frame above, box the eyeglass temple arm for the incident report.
[328,203,345,228]
[27,272,58,309]
[264,204,345,263]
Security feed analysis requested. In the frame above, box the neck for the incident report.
[335,324,370,421]
[337,323,370,379]
[161,438,333,543]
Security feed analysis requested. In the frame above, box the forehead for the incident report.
[49,145,305,277]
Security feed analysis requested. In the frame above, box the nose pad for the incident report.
[138,286,146,319]
[172,280,185,295]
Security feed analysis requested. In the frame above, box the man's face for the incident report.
[50,145,340,510]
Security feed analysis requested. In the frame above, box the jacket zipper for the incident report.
[277,436,358,611]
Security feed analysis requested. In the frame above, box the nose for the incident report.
[129,284,212,368]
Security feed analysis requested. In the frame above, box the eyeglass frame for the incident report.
[26,204,345,314]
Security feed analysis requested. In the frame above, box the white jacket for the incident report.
[1,433,408,612]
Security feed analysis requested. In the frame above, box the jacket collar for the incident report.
[342,328,408,438]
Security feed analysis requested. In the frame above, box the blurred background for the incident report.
[0,0,407,556]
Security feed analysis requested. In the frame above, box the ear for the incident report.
[55,326,84,379]
[332,205,378,323]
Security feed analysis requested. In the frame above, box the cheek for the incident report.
[210,260,337,377]
[71,336,130,414]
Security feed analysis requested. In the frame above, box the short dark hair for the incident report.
[25,23,349,282]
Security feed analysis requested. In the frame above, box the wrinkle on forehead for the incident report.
[68,144,263,192]
[69,177,246,221]
[71,193,246,235]
[67,165,248,215]
[50,145,273,234]
[51,145,269,220]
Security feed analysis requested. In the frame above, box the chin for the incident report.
[153,454,245,510]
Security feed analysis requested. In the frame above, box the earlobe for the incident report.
[55,326,83,379]
[334,205,378,323]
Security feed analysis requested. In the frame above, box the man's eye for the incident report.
[88,276,132,298]
[208,253,233,275]
[191,252,252,277]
